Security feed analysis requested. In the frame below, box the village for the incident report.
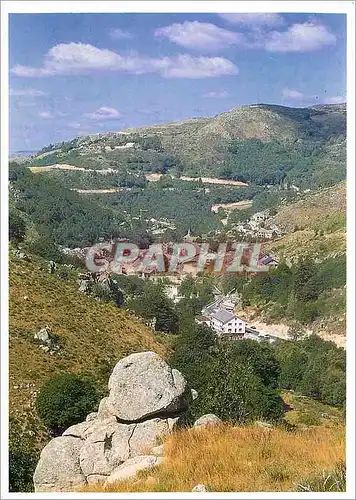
[229,211,283,240]
[173,285,279,344]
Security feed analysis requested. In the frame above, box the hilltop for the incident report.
[126,103,346,163]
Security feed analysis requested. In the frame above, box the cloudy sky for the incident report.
[9,12,346,151]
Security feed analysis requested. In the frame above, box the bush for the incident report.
[275,336,346,407]
[9,210,26,243]
[36,374,98,433]
[127,283,179,333]
[171,325,284,424]
[9,417,38,492]
[26,229,63,262]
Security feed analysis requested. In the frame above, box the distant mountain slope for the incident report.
[124,103,346,164]
[25,103,346,187]
[9,253,168,443]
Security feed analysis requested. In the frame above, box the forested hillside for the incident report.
[24,103,346,191]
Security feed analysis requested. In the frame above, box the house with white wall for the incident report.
[210,310,245,338]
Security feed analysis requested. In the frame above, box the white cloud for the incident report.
[10,88,47,96]
[282,88,306,100]
[281,89,346,105]
[203,89,229,98]
[84,106,121,120]
[326,96,346,104]
[218,13,284,27]
[109,28,133,40]
[38,111,54,119]
[264,22,336,52]
[156,54,238,78]
[11,42,238,79]
[68,122,81,128]
[155,21,242,51]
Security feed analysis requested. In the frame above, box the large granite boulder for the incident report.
[33,436,86,492]
[106,351,191,421]
[33,351,195,492]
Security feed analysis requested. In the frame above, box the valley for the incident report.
[8,102,347,493]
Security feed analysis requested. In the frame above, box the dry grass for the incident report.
[266,181,346,263]
[82,424,345,493]
[275,182,346,234]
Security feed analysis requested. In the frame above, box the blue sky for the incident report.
[9,12,346,151]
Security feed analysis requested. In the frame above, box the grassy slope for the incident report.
[9,253,168,442]
[257,182,346,337]
[266,181,346,262]
[83,423,345,492]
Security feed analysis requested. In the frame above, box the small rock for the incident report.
[194,414,222,429]
[48,261,56,274]
[13,250,31,261]
[151,444,164,457]
[191,388,198,401]
[34,327,51,343]
[192,484,208,492]
[104,455,163,485]
[255,421,273,429]
[78,280,91,294]
[56,272,68,280]
[86,474,107,485]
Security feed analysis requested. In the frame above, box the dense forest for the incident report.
[9,163,125,249]
[220,137,346,189]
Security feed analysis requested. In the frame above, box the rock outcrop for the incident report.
[33,351,194,492]
[107,351,190,421]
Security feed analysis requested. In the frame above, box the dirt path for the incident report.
[180,176,248,187]
[29,164,113,174]
[211,200,253,213]
[72,188,132,194]
[145,173,248,187]
[237,310,346,349]
[29,166,248,188]
[29,164,88,173]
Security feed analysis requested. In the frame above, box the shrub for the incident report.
[275,336,346,408]
[26,229,63,262]
[9,210,26,243]
[36,374,98,433]
[171,327,284,424]
[9,417,38,492]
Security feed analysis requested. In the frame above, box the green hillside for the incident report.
[25,103,346,190]
[9,253,168,444]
